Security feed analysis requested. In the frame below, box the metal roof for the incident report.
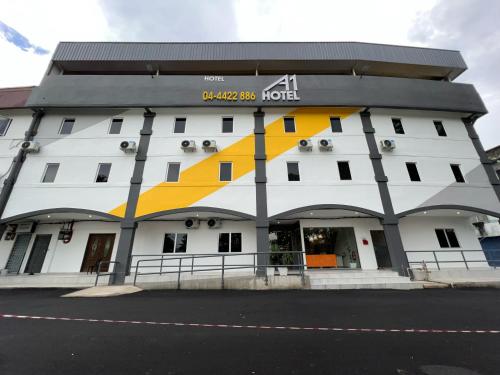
[0,87,34,109]
[50,42,467,80]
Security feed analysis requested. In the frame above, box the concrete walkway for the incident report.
[62,285,142,298]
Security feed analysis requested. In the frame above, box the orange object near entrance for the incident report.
[306,254,337,268]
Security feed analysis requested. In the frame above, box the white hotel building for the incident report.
[0,42,498,285]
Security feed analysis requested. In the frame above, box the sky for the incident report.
[0,0,498,148]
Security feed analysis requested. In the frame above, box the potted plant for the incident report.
[278,252,295,276]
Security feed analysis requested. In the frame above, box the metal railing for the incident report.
[94,260,119,286]
[131,251,306,289]
[406,249,500,270]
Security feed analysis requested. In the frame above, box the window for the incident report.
[392,118,405,134]
[330,117,342,133]
[59,118,75,135]
[218,233,242,252]
[222,117,233,133]
[0,118,12,136]
[173,117,186,133]
[434,121,447,137]
[163,233,188,253]
[497,169,500,180]
[450,164,465,183]
[406,162,421,182]
[95,163,111,183]
[219,162,232,182]
[284,117,296,133]
[41,163,59,183]
[338,161,352,180]
[109,118,123,134]
[166,162,181,182]
[435,229,460,248]
[287,162,300,181]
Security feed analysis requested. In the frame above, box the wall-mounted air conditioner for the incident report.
[298,139,312,151]
[318,139,333,151]
[184,218,200,229]
[21,141,40,153]
[181,140,196,152]
[119,141,137,153]
[380,139,396,151]
[202,140,217,152]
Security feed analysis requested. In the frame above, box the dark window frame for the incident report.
[219,162,233,182]
[0,117,12,136]
[330,117,342,133]
[95,163,112,183]
[435,228,460,248]
[337,161,352,180]
[59,118,75,135]
[406,162,421,182]
[450,164,465,183]
[218,232,242,253]
[173,117,186,134]
[163,233,188,253]
[287,161,300,181]
[108,118,123,134]
[284,117,296,133]
[166,162,181,182]
[434,120,447,137]
[222,117,234,133]
[41,163,60,183]
[392,118,405,135]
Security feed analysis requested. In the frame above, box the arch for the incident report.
[0,208,122,223]
[397,205,500,219]
[135,206,256,221]
[268,204,384,220]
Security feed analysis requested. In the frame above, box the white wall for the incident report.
[3,109,142,219]
[0,109,33,187]
[372,109,500,214]
[132,220,257,273]
[266,108,383,216]
[0,221,121,273]
[400,216,487,269]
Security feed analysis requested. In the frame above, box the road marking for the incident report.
[1,313,499,335]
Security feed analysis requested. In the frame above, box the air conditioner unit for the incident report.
[380,139,396,151]
[119,141,137,153]
[207,218,222,229]
[202,140,217,152]
[318,139,333,151]
[298,139,313,151]
[16,222,36,233]
[184,218,200,229]
[21,141,40,153]
[181,140,196,152]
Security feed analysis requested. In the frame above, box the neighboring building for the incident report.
[0,42,499,283]
[487,145,500,180]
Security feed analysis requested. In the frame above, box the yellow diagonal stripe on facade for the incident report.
[108,107,359,218]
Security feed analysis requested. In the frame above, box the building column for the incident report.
[463,117,500,202]
[360,110,409,276]
[254,109,269,276]
[110,110,155,285]
[0,109,44,221]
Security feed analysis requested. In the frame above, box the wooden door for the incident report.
[80,234,115,273]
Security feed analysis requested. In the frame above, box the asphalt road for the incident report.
[0,288,499,375]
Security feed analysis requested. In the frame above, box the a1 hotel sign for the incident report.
[202,74,300,103]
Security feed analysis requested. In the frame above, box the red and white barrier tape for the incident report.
[1,313,498,334]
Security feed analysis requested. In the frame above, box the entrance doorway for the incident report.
[24,234,52,274]
[370,230,392,269]
[303,227,361,268]
[80,234,116,273]
[5,233,32,274]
